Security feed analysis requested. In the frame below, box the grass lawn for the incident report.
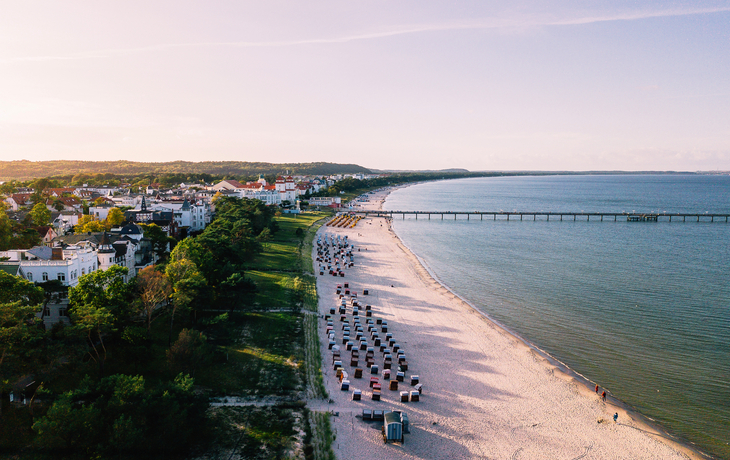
[248,212,329,272]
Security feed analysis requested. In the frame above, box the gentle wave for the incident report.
[385,174,730,459]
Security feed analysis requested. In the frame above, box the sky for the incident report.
[1,1,729,171]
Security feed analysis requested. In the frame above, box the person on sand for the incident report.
[595,385,599,393]
[614,413,618,423]
[602,391,607,401]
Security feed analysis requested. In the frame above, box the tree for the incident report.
[68,266,131,374]
[0,302,44,383]
[135,266,171,338]
[165,257,205,345]
[218,272,257,312]
[0,271,45,306]
[167,329,210,376]
[32,373,207,456]
[140,224,174,262]
[30,202,51,226]
[0,207,12,250]
[105,207,125,229]
[257,227,273,249]
[75,215,104,233]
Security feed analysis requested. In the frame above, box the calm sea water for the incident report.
[384,175,730,459]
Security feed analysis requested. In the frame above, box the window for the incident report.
[43,307,50,316]
[57,273,65,282]
[27,273,33,281]
[59,309,67,317]
[42,272,49,281]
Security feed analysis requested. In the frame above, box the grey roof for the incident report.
[119,223,143,235]
[28,246,53,260]
[113,242,128,257]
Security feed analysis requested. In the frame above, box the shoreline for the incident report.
[379,183,711,460]
[313,186,705,459]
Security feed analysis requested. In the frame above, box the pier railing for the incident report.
[348,211,730,223]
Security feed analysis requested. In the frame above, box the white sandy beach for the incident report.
[311,188,700,460]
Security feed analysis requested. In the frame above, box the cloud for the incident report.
[2,5,729,64]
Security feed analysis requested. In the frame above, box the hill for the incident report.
[0,160,371,181]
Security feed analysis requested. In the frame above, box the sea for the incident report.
[383,174,730,459]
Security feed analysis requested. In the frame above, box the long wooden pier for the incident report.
[349,211,730,223]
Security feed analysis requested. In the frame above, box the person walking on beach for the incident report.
[595,385,599,393]
[613,413,618,423]
[602,391,607,401]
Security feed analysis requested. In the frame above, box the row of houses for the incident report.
[0,173,374,326]
[0,223,155,328]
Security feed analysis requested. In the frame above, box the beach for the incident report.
[311,188,701,460]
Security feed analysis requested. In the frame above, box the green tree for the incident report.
[68,266,131,374]
[0,301,44,383]
[0,271,45,306]
[0,207,12,250]
[33,373,207,456]
[167,329,210,377]
[140,224,174,261]
[105,207,125,229]
[165,257,206,345]
[30,202,51,226]
[218,272,257,312]
[135,266,171,338]
[74,214,104,233]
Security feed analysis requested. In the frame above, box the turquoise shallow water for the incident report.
[384,175,730,459]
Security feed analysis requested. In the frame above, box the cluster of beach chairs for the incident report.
[316,234,355,278]
[326,213,363,228]
[325,282,422,404]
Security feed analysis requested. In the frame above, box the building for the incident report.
[275,176,297,203]
[148,198,211,233]
[124,196,178,237]
[1,244,100,327]
[89,203,115,221]
[210,179,246,192]
[309,196,342,208]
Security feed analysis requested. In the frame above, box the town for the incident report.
[0,173,373,328]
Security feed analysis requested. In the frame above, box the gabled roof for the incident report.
[221,179,244,188]
[10,193,31,205]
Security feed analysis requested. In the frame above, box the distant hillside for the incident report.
[0,160,371,181]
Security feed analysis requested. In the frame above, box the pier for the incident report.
[349,211,730,223]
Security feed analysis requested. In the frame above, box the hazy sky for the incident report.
[1,1,729,171]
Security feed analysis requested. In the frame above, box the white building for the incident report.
[275,176,297,203]
[52,211,82,234]
[309,197,342,208]
[148,198,211,232]
[111,194,142,208]
[236,188,281,206]
[89,203,115,221]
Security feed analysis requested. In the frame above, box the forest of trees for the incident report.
[0,196,278,458]
[0,160,371,181]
